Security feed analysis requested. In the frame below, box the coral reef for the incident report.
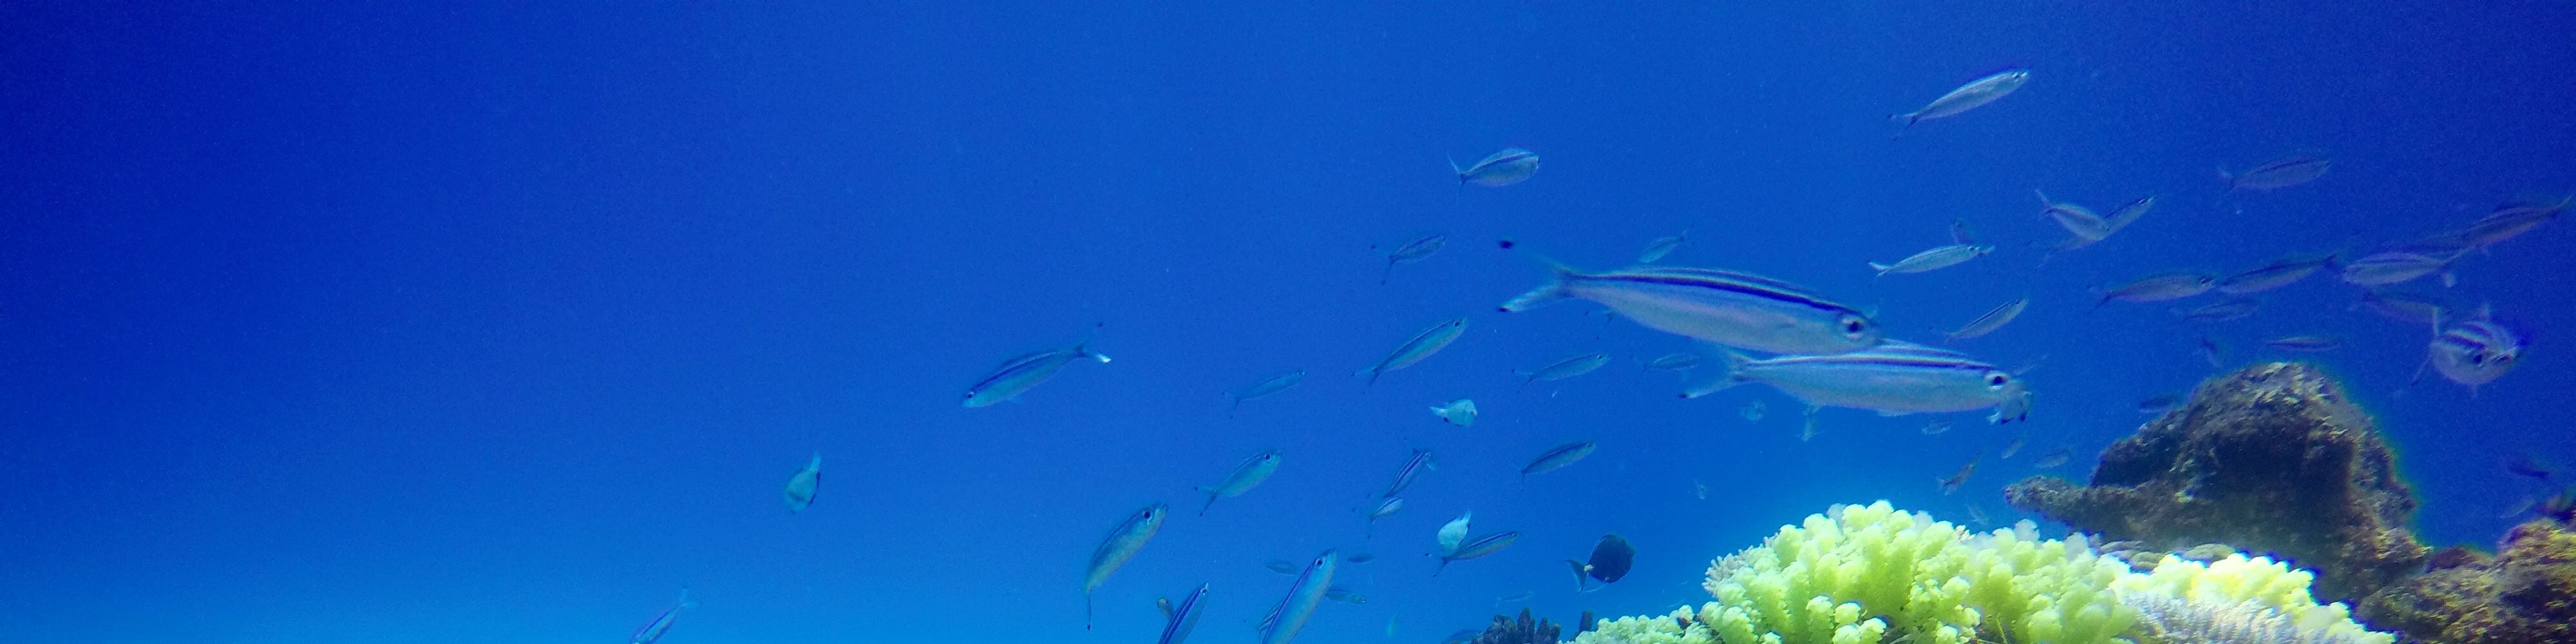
[2003,362,2430,602]
[1468,609,1561,644]
[2357,518,2576,644]
[1569,501,2394,644]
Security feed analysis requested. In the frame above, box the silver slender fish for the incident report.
[628,589,694,644]
[1501,265,1882,355]
[1435,533,1521,575]
[2265,336,2343,352]
[781,453,821,513]
[1893,69,2031,137]
[2170,299,2259,323]
[1868,243,1993,276]
[2223,155,2331,191]
[1452,149,1540,187]
[1636,230,1689,263]
[1685,342,2032,424]
[2218,254,2337,295]
[1941,296,2029,343]
[2094,273,2217,308]
[2461,200,2565,249]
[1365,497,1403,536]
[963,340,1111,407]
[1227,370,1307,414]
[2342,251,2461,287]
[1520,440,1597,477]
[2419,307,2523,396]
[2049,196,2155,255]
[2354,289,2446,327]
[1380,234,1447,284]
[1379,450,1436,498]
[2035,190,2112,241]
[1155,583,1209,644]
[1257,551,1340,644]
[1642,352,1701,372]
[1197,450,1283,515]
[1517,353,1610,388]
[1085,504,1168,629]
[1356,318,1468,386]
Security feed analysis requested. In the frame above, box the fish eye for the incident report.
[1838,314,1870,337]
[1985,372,2011,388]
[2470,354,2487,365]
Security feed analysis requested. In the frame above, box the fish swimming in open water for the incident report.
[2265,336,2343,352]
[1942,296,2029,343]
[1358,318,1468,386]
[1430,399,1478,427]
[2460,200,2566,250]
[2341,251,2461,288]
[2418,306,2523,395]
[2094,273,2217,308]
[1566,534,1636,591]
[1938,451,1982,494]
[1227,370,1307,414]
[1517,353,1610,389]
[1084,504,1168,629]
[1365,497,1403,537]
[2034,447,2073,468]
[1685,342,2032,424]
[1892,69,2029,137]
[781,453,822,513]
[2218,253,2338,295]
[1258,551,1340,644]
[1637,231,1689,263]
[1379,450,1437,498]
[1520,440,1597,477]
[1643,352,1701,372]
[1868,243,1993,276]
[2223,155,2331,191]
[1379,234,1447,284]
[1155,583,1209,644]
[1435,512,1472,555]
[1435,532,1520,576]
[2171,299,2259,323]
[1502,265,1881,355]
[2036,190,2112,241]
[628,589,696,644]
[1197,450,1283,515]
[1452,148,1540,187]
[963,339,1111,407]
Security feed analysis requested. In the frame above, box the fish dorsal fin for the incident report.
[1157,597,1174,620]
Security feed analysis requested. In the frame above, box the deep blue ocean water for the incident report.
[5,3,2573,643]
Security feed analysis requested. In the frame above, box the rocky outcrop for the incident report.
[2358,518,2576,644]
[2003,362,2430,603]
[1466,609,1562,644]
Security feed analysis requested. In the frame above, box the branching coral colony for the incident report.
[1571,502,2394,644]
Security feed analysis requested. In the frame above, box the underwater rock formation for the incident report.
[2357,518,2576,644]
[1468,609,1562,644]
[2002,362,2430,603]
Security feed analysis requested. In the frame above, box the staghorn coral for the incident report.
[2005,362,2430,603]
[2357,518,2576,644]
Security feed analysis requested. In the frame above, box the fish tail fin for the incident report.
[807,453,822,469]
[1888,113,1916,140]
[1072,341,1112,364]
[1866,261,1893,277]
[1433,558,1450,576]
[1499,261,1579,312]
[676,587,696,609]
[1679,348,1751,399]
[1447,153,1464,176]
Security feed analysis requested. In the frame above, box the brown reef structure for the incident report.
[2003,362,2429,603]
[1464,609,1562,644]
[2358,518,2576,644]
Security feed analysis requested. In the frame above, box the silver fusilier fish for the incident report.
[628,589,695,644]
[1685,342,2032,424]
[1937,451,1982,495]
[782,453,822,513]
[1379,450,1436,498]
[1942,296,2029,343]
[1520,440,1597,477]
[1892,69,2030,137]
[1155,583,1209,644]
[1642,352,1701,372]
[2094,273,2217,308]
[2036,190,2112,241]
[1380,234,1447,284]
[1452,148,1540,187]
[1227,370,1307,414]
[1435,532,1520,575]
[1637,230,1689,263]
[2000,433,2026,459]
[1197,450,1283,515]
[1501,265,1882,355]
[2461,200,2565,250]
[2048,196,2156,255]
[1429,399,1477,426]
[1323,587,1367,604]
[1868,243,1993,276]
[2034,447,2073,468]
[2265,336,2342,352]
[1517,353,1610,388]
[2341,251,2461,288]
[963,339,1111,407]
[2218,254,2338,295]
[1357,318,1468,386]
[2223,155,2331,191]
[1257,551,1340,644]
[1365,497,1402,536]
[2170,299,2259,323]
[1084,504,1168,629]
[2419,307,2523,395]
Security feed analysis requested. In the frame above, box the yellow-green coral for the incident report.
[1573,501,2396,644]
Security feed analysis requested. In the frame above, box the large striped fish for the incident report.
[1685,341,2032,424]
[1084,504,1168,629]
[2420,307,2523,395]
[1258,551,1340,644]
[1501,265,1881,355]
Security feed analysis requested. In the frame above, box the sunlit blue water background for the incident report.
[5,3,2572,643]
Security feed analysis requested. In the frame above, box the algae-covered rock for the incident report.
[2003,362,2430,603]
[2358,519,2576,644]
[1468,609,1562,644]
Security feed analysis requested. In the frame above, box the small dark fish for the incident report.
[1578,534,1636,584]
[2218,254,2337,295]
[2503,453,2556,481]
[2000,433,2026,459]
[1942,296,2030,343]
[2034,447,2074,468]
[1638,230,1689,263]
[1497,591,1535,603]
[1228,371,1307,413]
[1520,440,1598,477]
[1938,451,1982,495]
[1435,532,1520,575]
[2195,334,2224,369]
[2137,393,2183,413]
[628,589,694,644]
[1379,450,1437,498]
[2264,336,2342,352]
[2461,200,2565,249]
[2095,273,2218,308]
[2171,299,2259,323]
[1379,235,1448,284]
[1085,504,1169,629]
[2223,155,2331,191]
[1264,560,1302,575]
[963,339,1111,407]
[1323,587,1367,604]
[1155,583,1209,644]
[1343,553,1376,564]
[1356,318,1469,386]
[1452,148,1540,187]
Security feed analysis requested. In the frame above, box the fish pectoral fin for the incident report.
[1157,598,1174,620]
